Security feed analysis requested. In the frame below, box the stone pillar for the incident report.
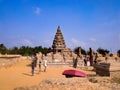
[89,48,94,66]
[63,52,66,63]
[77,47,81,57]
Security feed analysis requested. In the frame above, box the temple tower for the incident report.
[52,26,66,53]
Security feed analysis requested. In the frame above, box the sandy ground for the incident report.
[0,59,95,90]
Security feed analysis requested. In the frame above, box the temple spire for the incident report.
[58,26,60,29]
[52,26,66,53]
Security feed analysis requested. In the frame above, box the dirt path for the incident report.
[0,59,95,90]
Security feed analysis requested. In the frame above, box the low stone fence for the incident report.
[0,55,21,68]
[47,63,72,68]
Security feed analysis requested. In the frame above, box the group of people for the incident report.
[73,55,98,68]
[84,56,98,66]
[31,53,47,76]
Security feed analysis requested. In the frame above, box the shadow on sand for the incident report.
[22,73,32,76]
[87,74,97,77]
[26,64,31,67]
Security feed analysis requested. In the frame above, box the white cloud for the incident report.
[89,37,96,42]
[14,39,33,46]
[32,7,41,15]
[67,38,87,49]
[42,40,52,47]
[71,38,81,46]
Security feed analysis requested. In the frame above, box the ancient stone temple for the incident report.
[41,26,77,63]
[51,26,74,63]
[52,26,66,53]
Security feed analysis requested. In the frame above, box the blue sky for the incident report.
[0,0,120,53]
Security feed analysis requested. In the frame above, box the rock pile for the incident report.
[89,77,120,90]
[14,78,111,90]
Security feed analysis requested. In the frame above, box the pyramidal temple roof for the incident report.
[57,25,61,31]
[52,26,66,52]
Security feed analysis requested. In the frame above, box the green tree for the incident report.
[97,48,109,56]
[73,47,87,55]
[42,47,49,55]
[33,46,43,53]
[47,47,52,53]
[117,50,120,57]
[19,46,30,56]
[10,47,19,54]
[0,44,7,54]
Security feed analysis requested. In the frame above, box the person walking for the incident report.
[31,60,35,76]
[36,53,42,73]
[38,60,41,72]
[31,54,37,76]
[43,59,47,72]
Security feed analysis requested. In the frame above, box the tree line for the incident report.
[0,44,52,56]
[0,44,120,57]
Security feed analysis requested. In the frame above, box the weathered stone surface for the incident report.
[94,61,120,77]
[14,78,111,90]
[94,63,110,76]
[89,77,120,90]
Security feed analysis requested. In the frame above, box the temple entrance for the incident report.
[58,50,61,52]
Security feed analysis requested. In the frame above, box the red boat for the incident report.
[62,69,87,78]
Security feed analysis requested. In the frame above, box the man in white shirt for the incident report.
[43,59,47,72]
